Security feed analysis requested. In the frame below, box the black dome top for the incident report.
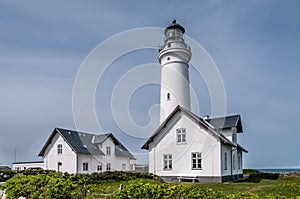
[165,19,185,34]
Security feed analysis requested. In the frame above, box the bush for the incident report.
[3,171,161,198]
[89,171,161,183]
[113,181,226,199]
[4,173,85,199]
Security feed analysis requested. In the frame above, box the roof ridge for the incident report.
[207,114,240,120]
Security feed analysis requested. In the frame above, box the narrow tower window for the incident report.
[167,93,170,101]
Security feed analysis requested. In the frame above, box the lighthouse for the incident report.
[158,20,192,123]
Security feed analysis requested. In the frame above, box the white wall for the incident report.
[77,137,135,173]
[149,113,222,177]
[221,144,232,176]
[43,133,77,173]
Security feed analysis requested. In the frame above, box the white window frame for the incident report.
[163,154,172,170]
[106,146,111,156]
[97,164,102,171]
[238,155,241,170]
[122,163,126,171]
[83,162,89,171]
[106,163,111,171]
[57,144,62,155]
[191,152,202,170]
[176,128,186,144]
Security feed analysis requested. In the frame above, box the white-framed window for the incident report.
[83,162,89,171]
[106,146,111,156]
[176,128,186,144]
[57,144,62,155]
[238,155,241,170]
[233,155,236,170]
[167,93,171,100]
[191,152,202,170]
[106,163,111,171]
[224,152,228,170]
[163,154,172,170]
[122,163,126,171]
[130,164,134,170]
[97,164,102,171]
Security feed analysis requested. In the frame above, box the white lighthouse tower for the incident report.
[158,20,192,123]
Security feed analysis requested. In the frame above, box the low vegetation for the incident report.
[1,169,300,198]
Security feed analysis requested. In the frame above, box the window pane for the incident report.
[182,134,186,142]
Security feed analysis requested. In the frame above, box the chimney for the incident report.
[203,115,209,120]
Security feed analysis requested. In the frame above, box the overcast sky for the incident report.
[1,0,299,169]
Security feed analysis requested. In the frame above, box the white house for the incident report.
[12,161,44,171]
[37,128,136,173]
[142,106,247,182]
[142,20,247,182]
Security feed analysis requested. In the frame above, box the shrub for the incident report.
[4,173,85,199]
[113,181,226,199]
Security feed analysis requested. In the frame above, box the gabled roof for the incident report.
[206,115,243,133]
[142,105,243,150]
[38,128,135,159]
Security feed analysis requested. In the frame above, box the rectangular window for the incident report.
[130,164,134,170]
[238,155,241,170]
[224,152,228,170]
[122,163,126,171]
[191,152,202,170]
[106,163,111,171]
[233,155,236,170]
[163,154,172,170]
[57,144,62,155]
[106,146,111,156]
[176,128,186,144]
[97,164,102,171]
[83,162,89,171]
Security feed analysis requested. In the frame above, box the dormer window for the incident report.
[57,144,62,155]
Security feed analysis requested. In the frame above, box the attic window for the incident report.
[106,146,111,156]
[176,128,186,144]
[57,144,62,155]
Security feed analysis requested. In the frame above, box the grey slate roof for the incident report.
[206,115,243,133]
[38,128,135,159]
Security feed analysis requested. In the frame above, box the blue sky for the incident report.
[0,0,300,169]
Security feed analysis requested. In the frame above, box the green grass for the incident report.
[86,175,300,198]
[190,177,300,197]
